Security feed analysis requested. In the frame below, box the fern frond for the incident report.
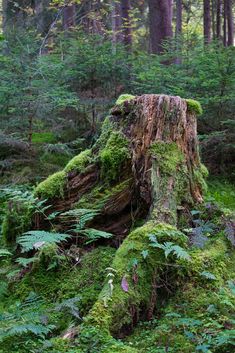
[80,228,113,244]
[17,230,71,252]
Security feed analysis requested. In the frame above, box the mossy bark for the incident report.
[33,94,207,350]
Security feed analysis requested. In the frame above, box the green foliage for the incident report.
[186,99,203,115]
[207,179,235,210]
[100,132,130,181]
[32,132,56,144]
[80,229,113,245]
[149,234,191,261]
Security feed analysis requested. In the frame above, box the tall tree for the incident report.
[121,0,132,47]
[148,0,173,54]
[203,0,211,44]
[226,0,234,46]
[216,0,222,39]
[175,0,182,64]
[223,0,227,46]
[111,0,122,51]
[63,3,76,30]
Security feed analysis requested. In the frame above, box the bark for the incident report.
[216,0,222,40]
[148,0,173,54]
[111,0,122,51]
[121,0,132,48]
[223,0,227,46]
[204,0,211,44]
[226,0,234,46]
[63,4,76,30]
[175,0,182,64]
[34,0,54,34]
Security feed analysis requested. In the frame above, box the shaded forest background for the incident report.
[0,0,234,185]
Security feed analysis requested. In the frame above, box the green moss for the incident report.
[35,170,66,199]
[186,99,203,116]
[207,178,235,210]
[100,132,130,181]
[150,142,184,175]
[64,149,92,173]
[2,202,32,245]
[76,180,132,210]
[116,94,135,105]
[193,163,209,194]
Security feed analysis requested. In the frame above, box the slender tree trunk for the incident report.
[175,0,182,64]
[34,0,54,34]
[226,0,234,46]
[111,0,122,51]
[148,0,173,54]
[121,0,132,48]
[216,0,222,40]
[223,0,227,46]
[204,0,211,44]
[63,4,76,30]
[212,0,216,39]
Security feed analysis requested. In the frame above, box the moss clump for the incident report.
[35,170,66,199]
[2,202,32,245]
[35,149,93,199]
[76,180,132,210]
[116,94,135,105]
[150,142,184,175]
[81,222,188,347]
[126,239,235,353]
[64,149,92,173]
[31,131,56,144]
[193,163,209,194]
[100,132,130,181]
[186,99,203,115]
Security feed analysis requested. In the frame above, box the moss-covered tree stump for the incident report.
[34,94,207,351]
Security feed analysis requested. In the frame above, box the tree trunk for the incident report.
[63,4,76,30]
[34,94,207,347]
[34,0,54,34]
[223,0,227,46]
[204,0,211,44]
[148,0,173,54]
[111,0,122,51]
[216,0,222,40]
[175,0,182,64]
[226,0,234,46]
[120,0,132,48]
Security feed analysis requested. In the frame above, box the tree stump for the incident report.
[35,94,207,351]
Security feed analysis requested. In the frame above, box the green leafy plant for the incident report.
[149,234,191,261]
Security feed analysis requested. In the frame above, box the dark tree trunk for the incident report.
[216,0,222,40]
[148,0,173,54]
[111,0,122,50]
[212,0,216,39]
[121,0,132,48]
[175,0,182,64]
[204,0,211,44]
[63,4,76,30]
[223,0,227,46]
[34,0,54,34]
[226,0,234,46]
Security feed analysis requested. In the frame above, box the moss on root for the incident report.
[116,94,135,105]
[193,163,209,194]
[186,99,203,116]
[125,238,235,352]
[35,149,92,199]
[78,223,188,351]
[35,170,66,199]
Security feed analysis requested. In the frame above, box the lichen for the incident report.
[150,141,184,175]
[186,99,203,116]
[64,149,92,173]
[35,170,66,199]
[100,131,130,181]
[116,94,135,105]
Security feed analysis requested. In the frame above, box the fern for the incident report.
[149,235,191,261]
[61,208,99,230]
[54,296,81,319]
[80,228,113,244]
[17,230,71,252]
[0,249,12,258]
[200,271,216,280]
